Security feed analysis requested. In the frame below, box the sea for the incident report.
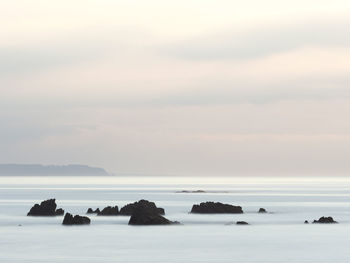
[0,175,350,262]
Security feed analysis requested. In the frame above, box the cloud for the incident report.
[147,82,350,106]
[162,18,350,60]
[0,28,152,77]
[1,2,350,175]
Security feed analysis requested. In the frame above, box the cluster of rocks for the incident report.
[26,199,339,226]
[304,217,338,224]
[85,200,175,225]
[27,198,177,226]
[85,200,165,216]
[176,190,206,193]
[26,198,90,226]
[312,216,338,224]
[176,190,230,194]
[27,199,64,216]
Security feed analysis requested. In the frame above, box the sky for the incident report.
[1,0,350,175]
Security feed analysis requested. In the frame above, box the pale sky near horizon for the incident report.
[1,0,350,175]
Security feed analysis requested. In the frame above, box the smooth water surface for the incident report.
[1,176,350,262]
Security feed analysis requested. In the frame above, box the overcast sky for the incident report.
[1,0,350,175]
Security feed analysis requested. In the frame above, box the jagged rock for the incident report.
[258,208,267,213]
[55,208,65,215]
[157,208,165,215]
[87,208,100,214]
[304,220,309,224]
[62,213,90,225]
[120,200,165,215]
[313,216,338,224]
[236,221,249,225]
[97,206,119,216]
[128,206,179,225]
[27,199,64,216]
[190,202,243,214]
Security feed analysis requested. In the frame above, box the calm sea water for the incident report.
[1,176,350,262]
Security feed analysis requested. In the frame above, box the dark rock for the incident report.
[190,202,243,214]
[304,220,309,224]
[236,221,249,225]
[128,206,179,225]
[176,190,229,194]
[97,206,119,216]
[120,200,165,216]
[176,190,206,193]
[313,216,338,224]
[87,208,100,214]
[157,207,165,215]
[55,208,65,215]
[27,199,64,216]
[62,213,90,225]
[258,208,267,213]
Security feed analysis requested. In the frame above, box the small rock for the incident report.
[304,220,309,224]
[62,213,90,225]
[176,190,206,193]
[55,208,65,215]
[258,208,267,213]
[87,208,100,214]
[236,221,249,225]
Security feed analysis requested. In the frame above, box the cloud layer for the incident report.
[1,0,350,175]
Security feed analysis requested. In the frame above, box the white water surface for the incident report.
[1,176,350,262]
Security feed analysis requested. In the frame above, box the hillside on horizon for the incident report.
[0,164,109,176]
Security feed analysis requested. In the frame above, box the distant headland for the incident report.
[0,164,109,176]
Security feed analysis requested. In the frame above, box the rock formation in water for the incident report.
[27,199,64,216]
[62,213,91,225]
[176,190,229,194]
[312,216,338,224]
[55,208,65,215]
[258,208,267,213]
[190,202,243,214]
[176,190,206,193]
[236,221,249,225]
[87,208,100,214]
[97,206,119,216]
[120,199,165,215]
[128,205,179,225]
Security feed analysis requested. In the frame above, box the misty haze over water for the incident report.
[1,175,350,262]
